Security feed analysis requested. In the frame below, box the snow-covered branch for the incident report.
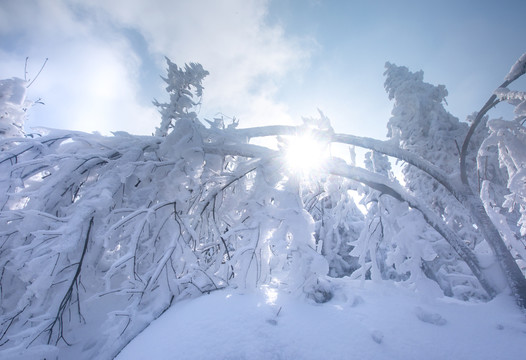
[3,55,526,359]
[460,53,526,186]
[325,159,499,298]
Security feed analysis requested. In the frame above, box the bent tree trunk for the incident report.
[326,161,499,299]
[461,191,526,308]
[456,53,526,308]
[330,132,526,308]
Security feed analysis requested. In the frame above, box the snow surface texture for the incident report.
[117,281,526,360]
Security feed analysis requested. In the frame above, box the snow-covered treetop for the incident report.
[383,62,461,157]
[0,77,29,138]
[384,62,448,103]
[154,58,209,137]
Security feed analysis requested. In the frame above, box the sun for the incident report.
[284,133,329,173]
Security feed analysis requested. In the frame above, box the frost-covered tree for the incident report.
[479,95,526,274]
[331,54,526,306]
[246,54,526,306]
[279,112,361,279]
[307,173,363,278]
[0,77,29,138]
[348,151,443,296]
[351,152,407,282]
[2,54,526,360]
[382,63,488,299]
[153,58,209,137]
[0,61,327,359]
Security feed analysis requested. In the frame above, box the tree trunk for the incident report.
[462,192,526,308]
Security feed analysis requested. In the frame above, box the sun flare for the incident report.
[284,133,328,173]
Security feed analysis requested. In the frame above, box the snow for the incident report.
[116,280,526,360]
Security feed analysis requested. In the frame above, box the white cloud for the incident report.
[76,0,313,127]
[0,0,159,135]
[0,0,313,135]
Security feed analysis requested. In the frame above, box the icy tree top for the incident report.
[0,78,27,106]
[384,62,448,103]
[0,77,29,138]
[154,58,209,137]
[383,62,460,152]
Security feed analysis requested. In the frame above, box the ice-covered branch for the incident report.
[331,133,455,192]
[460,53,526,186]
[227,125,464,199]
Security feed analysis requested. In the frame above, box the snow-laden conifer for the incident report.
[383,63,487,299]
[153,58,209,137]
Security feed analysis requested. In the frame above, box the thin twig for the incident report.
[24,57,29,82]
[26,58,48,88]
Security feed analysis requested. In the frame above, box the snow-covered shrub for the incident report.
[307,174,363,278]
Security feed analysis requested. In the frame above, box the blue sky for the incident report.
[1,0,525,141]
[267,0,526,138]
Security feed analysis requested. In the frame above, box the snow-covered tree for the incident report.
[383,63,488,299]
[2,54,526,359]
[479,104,526,275]
[0,61,327,359]
[331,54,526,306]
[350,152,410,283]
[153,58,209,137]
[0,77,29,138]
[307,173,363,278]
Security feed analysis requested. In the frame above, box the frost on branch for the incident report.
[494,87,526,122]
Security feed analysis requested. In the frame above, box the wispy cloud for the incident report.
[0,0,312,134]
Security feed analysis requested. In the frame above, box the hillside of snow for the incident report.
[116,280,526,360]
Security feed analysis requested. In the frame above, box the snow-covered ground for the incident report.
[116,280,526,360]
